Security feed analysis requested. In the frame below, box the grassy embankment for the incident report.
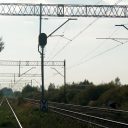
[0,100,18,128]
[1,98,90,128]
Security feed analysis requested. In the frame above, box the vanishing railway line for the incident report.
[0,97,128,128]
[0,98,23,128]
[49,101,128,123]
[24,98,128,128]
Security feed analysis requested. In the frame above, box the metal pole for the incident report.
[39,4,44,99]
[64,60,66,103]
[41,48,44,99]
[39,4,42,34]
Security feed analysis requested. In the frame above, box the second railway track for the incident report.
[24,98,128,128]
[49,101,128,123]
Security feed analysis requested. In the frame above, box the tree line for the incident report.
[0,77,128,110]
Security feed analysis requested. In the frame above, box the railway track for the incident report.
[24,98,128,128]
[0,97,23,128]
[49,101,128,123]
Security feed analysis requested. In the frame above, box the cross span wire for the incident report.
[48,0,123,61]
[49,18,99,60]
[80,27,119,61]
[46,20,70,61]
[67,41,128,70]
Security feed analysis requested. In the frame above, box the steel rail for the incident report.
[49,101,128,114]
[49,101,128,124]
[24,98,128,128]
[24,98,128,113]
[49,106,128,128]
[50,108,108,128]
[24,98,107,128]
[6,98,23,128]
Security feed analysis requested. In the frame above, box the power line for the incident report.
[46,41,126,81]
[48,0,122,61]
[80,28,119,61]
[48,0,103,60]
[45,0,124,81]
[46,20,70,60]
[49,18,99,60]
[68,41,128,70]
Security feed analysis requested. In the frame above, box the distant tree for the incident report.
[48,83,55,91]
[79,79,94,86]
[22,84,39,98]
[114,77,121,86]
[22,84,38,93]
[0,37,4,52]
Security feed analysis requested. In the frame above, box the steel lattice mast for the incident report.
[0,60,64,66]
[0,3,128,18]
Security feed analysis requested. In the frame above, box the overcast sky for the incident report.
[0,0,128,90]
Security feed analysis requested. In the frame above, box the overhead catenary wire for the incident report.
[66,0,124,70]
[80,28,119,61]
[45,39,123,80]
[48,0,122,61]
[46,29,122,82]
[49,18,99,60]
[48,0,103,60]
[44,0,124,83]
[48,28,121,73]
[67,41,128,70]
[53,0,124,68]
[46,0,127,88]
[46,20,70,60]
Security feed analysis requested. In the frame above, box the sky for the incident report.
[0,0,128,91]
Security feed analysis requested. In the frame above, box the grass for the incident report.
[0,98,91,128]
[10,100,89,128]
[0,101,19,128]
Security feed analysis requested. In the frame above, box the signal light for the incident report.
[39,33,47,48]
